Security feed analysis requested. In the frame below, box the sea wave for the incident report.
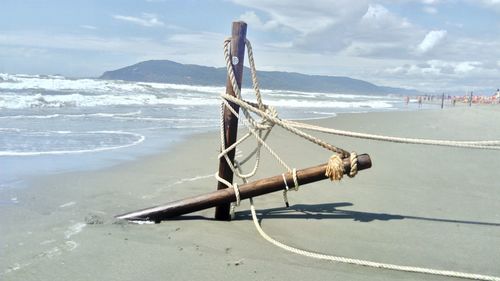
[0,130,145,156]
[0,73,226,95]
[0,92,394,109]
[268,99,394,109]
[305,111,338,116]
[0,73,397,110]
[0,92,220,109]
[0,110,142,119]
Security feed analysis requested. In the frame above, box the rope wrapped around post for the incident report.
[214,32,500,281]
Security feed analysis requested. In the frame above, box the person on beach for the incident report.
[405,96,410,106]
[496,89,500,104]
[418,96,422,108]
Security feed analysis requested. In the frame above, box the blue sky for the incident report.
[1,0,499,93]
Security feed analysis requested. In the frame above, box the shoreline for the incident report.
[2,106,500,280]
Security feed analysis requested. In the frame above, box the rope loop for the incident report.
[233,183,241,206]
[348,152,358,178]
[215,37,500,281]
[282,173,290,207]
[292,168,299,191]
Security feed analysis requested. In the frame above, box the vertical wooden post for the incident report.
[441,93,445,109]
[214,21,247,221]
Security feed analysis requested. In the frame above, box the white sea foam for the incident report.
[63,240,78,251]
[59,201,76,208]
[0,73,396,110]
[0,92,220,109]
[64,222,86,239]
[268,99,393,109]
[0,130,145,156]
[0,73,225,95]
[0,110,142,119]
[0,114,61,119]
[0,92,392,109]
[40,239,56,245]
[260,89,391,100]
[306,111,338,116]
[0,128,25,132]
[171,174,214,186]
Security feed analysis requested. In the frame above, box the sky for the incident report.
[1,0,499,93]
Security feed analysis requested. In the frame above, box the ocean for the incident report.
[0,73,421,193]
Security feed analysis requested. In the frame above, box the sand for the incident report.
[2,105,500,281]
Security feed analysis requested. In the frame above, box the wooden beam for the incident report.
[116,154,372,222]
[215,21,248,221]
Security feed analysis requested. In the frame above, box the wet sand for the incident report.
[2,105,500,281]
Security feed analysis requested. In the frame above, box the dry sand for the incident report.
[2,106,500,281]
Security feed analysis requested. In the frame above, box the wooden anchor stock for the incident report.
[116,154,371,222]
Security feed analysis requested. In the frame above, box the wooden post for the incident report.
[441,93,445,109]
[215,21,247,221]
[116,154,372,221]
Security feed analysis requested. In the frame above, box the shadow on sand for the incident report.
[233,202,500,227]
[167,202,500,228]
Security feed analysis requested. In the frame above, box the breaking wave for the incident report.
[0,73,398,110]
[0,130,145,156]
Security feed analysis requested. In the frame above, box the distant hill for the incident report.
[100,60,419,95]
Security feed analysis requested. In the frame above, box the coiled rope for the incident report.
[216,36,500,280]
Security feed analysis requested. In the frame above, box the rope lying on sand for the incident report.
[217,37,500,281]
[249,198,500,281]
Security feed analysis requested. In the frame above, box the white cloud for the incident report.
[231,0,369,35]
[167,32,224,45]
[465,0,500,12]
[264,41,293,48]
[378,59,498,92]
[0,30,229,76]
[421,0,439,4]
[476,0,500,6]
[423,6,438,14]
[79,25,98,30]
[362,4,389,19]
[113,13,164,27]
[417,30,447,54]
[232,1,417,57]
[238,11,279,31]
[361,4,411,28]
[454,61,482,73]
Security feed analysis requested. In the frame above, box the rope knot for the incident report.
[325,154,344,181]
[258,105,278,130]
[325,152,359,181]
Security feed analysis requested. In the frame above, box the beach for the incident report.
[2,105,500,281]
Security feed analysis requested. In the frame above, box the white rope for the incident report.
[281,173,290,207]
[222,93,500,151]
[216,36,500,281]
[283,120,500,150]
[348,152,358,178]
[292,169,299,191]
[249,198,500,281]
[233,183,241,206]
